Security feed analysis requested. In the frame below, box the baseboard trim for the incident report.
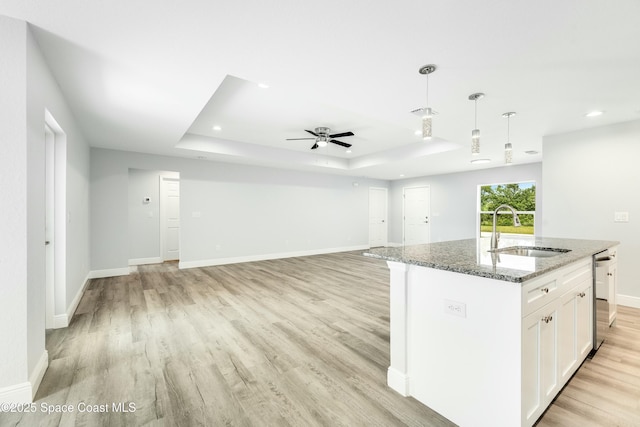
[128,257,162,266]
[387,367,410,397]
[617,294,640,309]
[0,381,32,404]
[179,245,370,269]
[57,272,92,328]
[29,350,48,399]
[53,314,68,329]
[88,267,130,279]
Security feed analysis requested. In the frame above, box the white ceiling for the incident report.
[3,0,640,180]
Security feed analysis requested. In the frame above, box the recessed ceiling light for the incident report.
[257,83,269,89]
[399,174,405,177]
[414,130,422,136]
[346,149,352,154]
[585,111,604,117]
[212,125,222,131]
[525,150,539,155]
[470,158,491,164]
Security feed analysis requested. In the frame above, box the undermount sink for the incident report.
[489,246,571,258]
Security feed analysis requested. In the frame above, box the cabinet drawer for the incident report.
[523,276,558,316]
[522,259,592,317]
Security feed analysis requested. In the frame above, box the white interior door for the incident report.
[404,186,430,245]
[45,124,55,329]
[369,187,388,247]
[161,177,180,261]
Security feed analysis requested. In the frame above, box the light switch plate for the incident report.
[614,211,629,222]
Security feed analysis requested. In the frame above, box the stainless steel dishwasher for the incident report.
[591,249,611,355]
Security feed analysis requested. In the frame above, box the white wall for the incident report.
[92,148,388,271]
[388,163,543,244]
[0,16,91,401]
[543,120,640,305]
[0,15,29,395]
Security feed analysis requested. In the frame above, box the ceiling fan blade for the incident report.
[305,129,319,137]
[286,137,316,140]
[311,143,319,150]
[330,139,352,148]
[329,131,354,138]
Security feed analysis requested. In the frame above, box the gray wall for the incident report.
[0,16,90,394]
[92,148,388,270]
[0,15,29,391]
[388,163,543,244]
[543,120,640,303]
[127,169,179,262]
[27,25,91,327]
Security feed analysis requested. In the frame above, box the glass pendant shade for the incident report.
[504,142,513,164]
[422,108,433,140]
[471,129,480,155]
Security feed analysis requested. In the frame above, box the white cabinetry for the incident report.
[521,258,592,426]
[386,250,610,427]
[608,246,618,325]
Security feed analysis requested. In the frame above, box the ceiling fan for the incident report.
[286,127,355,150]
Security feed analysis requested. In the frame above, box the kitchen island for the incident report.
[365,237,618,427]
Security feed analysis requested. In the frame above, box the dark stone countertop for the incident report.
[364,237,619,283]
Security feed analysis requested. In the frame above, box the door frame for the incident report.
[402,185,431,245]
[45,110,67,329]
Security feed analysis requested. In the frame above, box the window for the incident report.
[479,181,536,237]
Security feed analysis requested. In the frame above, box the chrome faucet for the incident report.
[491,204,521,249]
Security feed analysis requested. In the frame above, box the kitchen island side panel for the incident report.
[405,265,523,426]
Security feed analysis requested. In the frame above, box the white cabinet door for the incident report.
[558,289,578,383]
[576,281,593,361]
[540,305,559,402]
[608,258,618,325]
[522,304,559,426]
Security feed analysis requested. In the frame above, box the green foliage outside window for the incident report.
[480,182,536,234]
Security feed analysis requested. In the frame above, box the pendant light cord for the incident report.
[474,99,478,128]
[425,73,429,108]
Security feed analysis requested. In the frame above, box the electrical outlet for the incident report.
[444,299,467,318]
[614,211,629,222]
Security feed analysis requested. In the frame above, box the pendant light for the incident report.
[469,93,484,155]
[418,64,437,140]
[502,112,516,164]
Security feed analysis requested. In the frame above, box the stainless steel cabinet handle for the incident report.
[542,315,553,323]
[578,292,586,298]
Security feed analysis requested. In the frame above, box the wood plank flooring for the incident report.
[1,252,638,426]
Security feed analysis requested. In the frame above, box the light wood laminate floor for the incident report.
[1,252,638,426]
